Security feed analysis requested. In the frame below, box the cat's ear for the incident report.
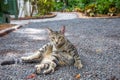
[46,27,53,34]
[60,26,65,34]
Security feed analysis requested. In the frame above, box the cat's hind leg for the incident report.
[35,61,57,74]
[35,63,46,74]
[43,61,57,74]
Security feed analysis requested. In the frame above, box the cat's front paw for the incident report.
[74,61,83,69]
[35,64,44,74]
[43,67,55,74]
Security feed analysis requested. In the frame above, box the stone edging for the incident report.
[75,12,120,19]
[11,13,57,20]
[0,25,22,37]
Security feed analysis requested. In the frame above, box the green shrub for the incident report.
[37,0,54,15]
[73,7,84,12]
[53,0,83,11]
[53,0,120,16]
[115,0,120,13]
[83,0,120,16]
[84,3,96,16]
[68,0,81,7]
[95,0,112,14]
[53,2,64,11]
[95,0,120,15]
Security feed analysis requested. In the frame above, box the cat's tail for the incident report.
[1,58,39,66]
[1,59,21,66]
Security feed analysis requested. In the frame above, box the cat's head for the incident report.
[47,26,66,48]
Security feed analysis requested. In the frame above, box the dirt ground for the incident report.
[0,24,16,31]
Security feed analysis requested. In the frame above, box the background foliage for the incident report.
[37,0,54,15]
[53,0,120,16]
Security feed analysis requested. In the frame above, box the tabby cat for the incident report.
[1,26,83,74]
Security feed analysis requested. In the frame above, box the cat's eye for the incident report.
[58,36,61,39]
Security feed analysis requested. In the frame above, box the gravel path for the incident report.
[0,18,120,80]
[11,12,77,25]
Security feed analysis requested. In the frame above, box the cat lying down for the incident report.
[1,26,83,74]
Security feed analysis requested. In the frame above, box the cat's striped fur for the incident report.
[21,26,83,74]
[1,26,83,74]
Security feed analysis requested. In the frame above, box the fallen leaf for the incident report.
[75,73,81,79]
[96,49,102,53]
[26,73,36,79]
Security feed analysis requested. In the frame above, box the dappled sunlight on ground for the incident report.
[27,35,47,40]
[20,28,46,34]
[13,27,48,41]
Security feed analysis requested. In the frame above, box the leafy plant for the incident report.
[95,0,111,14]
[54,0,84,11]
[83,0,120,16]
[73,7,83,12]
[53,2,64,11]
[37,0,54,15]
[84,3,96,16]
[115,0,120,13]
[53,0,120,16]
